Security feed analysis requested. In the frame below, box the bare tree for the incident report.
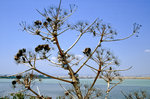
[10,0,141,99]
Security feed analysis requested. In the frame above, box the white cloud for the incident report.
[75,54,84,59]
[144,49,150,53]
[51,56,57,61]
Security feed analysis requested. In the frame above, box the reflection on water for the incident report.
[0,79,150,98]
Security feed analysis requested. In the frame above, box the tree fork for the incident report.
[54,34,83,98]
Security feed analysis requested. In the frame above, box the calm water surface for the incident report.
[0,79,150,99]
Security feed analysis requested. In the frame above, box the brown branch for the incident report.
[57,27,71,36]
[75,32,104,74]
[7,69,32,77]
[84,62,102,99]
[71,56,85,67]
[53,20,83,98]
[56,0,62,19]
[105,80,122,99]
[85,64,98,71]
[60,7,77,23]
[103,66,132,72]
[103,31,136,42]
[33,68,72,83]
[65,18,98,54]
[36,9,47,17]
[106,80,122,93]
[46,58,62,66]
[59,83,77,99]
[28,87,41,98]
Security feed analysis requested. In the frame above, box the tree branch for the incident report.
[65,18,98,54]
[33,68,72,83]
[85,64,98,71]
[75,32,104,74]
[103,32,136,42]
[103,66,132,72]
[7,69,32,77]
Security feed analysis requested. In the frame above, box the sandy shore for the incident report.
[118,77,150,79]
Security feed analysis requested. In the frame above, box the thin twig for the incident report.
[36,9,47,17]
[75,32,104,74]
[46,58,62,66]
[84,62,102,99]
[60,7,77,23]
[103,66,132,72]
[65,18,98,54]
[33,68,72,83]
[28,87,41,98]
[57,27,71,36]
[7,69,32,77]
[59,83,77,99]
[56,0,62,19]
[107,80,122,93]
[101,61,113,70]
[37,86,41,96]
[103,32,136,42]
[65,32,83,54]
[85,64,98,71]
[71,56,85,67]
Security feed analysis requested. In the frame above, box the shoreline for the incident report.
[1,77,150,79]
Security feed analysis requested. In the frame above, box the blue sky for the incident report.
[0,0,150,76]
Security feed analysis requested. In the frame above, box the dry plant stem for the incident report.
[84,63,102,99]
[59,83,77,99]
[65,32,83,54]
[91,69,108,82]
[65,18,98,54]
[33,57,36,68]
[103,31,136,42]
[45,27,52,35]
[57,27,71,36]
[46,58,62,66]
[7,69,32,77]
[85,64,98,71]
[53,8,83,97]
[88,60,131,98]
[105,93,109,99]
[28,87,41,98]
[56,0,62,19]
[90,57,99,64]
[71,56,85,67]
[120,91,128,99]
[83,34,104,99]
[54,36,83,99]
[75,33,104,74]
[105,81,122,99]
[33,68,72,83]
[104,66,132,72]
[101,61,113,70]
[10,89,27,95]
[53,13,83,98]
[36,9,46,17]
[107,81,122,93]
[105,81,110,99]
[38,34,51,39]
[37,86,41,96]
[48,64,62,67]
[39,31,49,35]
[60,7,77,23]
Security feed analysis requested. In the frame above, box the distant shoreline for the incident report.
[59,76,150,79]
[1,76,150,79]
[117,77,150,79]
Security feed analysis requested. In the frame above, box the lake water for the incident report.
[0,79,150,99]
